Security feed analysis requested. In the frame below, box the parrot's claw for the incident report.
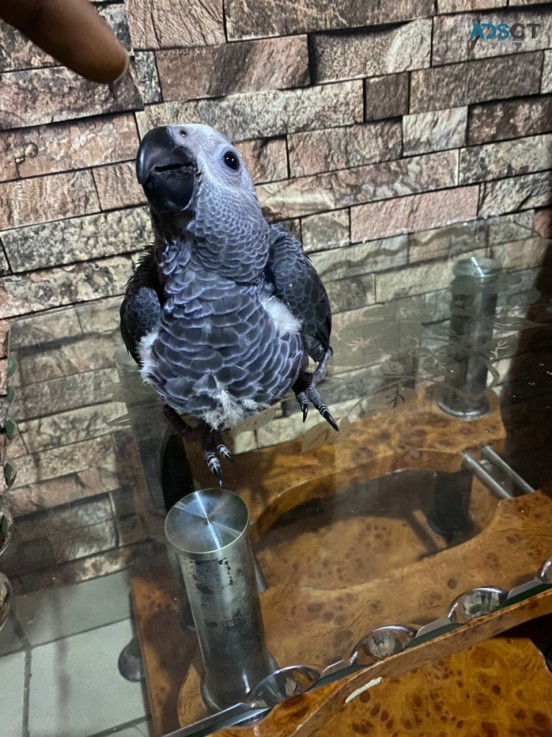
[217,443,236,465]
[305,385,339,432]
[206,452,225,487]
[297,393,309,423]
[202,430,235,485]
[292,348,338,432]
[163,406,234,484]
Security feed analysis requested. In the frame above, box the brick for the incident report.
[257,151,458,219]
[0,67,142,130]
[408,212,533,265]
[288,122,401,177]
[351,186,479,242]
[468,96,552,145]
[433,10,552,65]
[403,107,467,155]
[156,36,309,100]
[459,134,552,184]
[4,469,120,517]
[15,498,113,542]
[11,435,117,489]
[236,138,288,183]
[11,334,116,390]
[18,402,127,457]
[0,19,53,72]
[0,359,6,396]
[8,308,83,353]
[101,4,134,51]
[1,537,55,576]
[408,220,488,263]
[0,171,99,230]
[117,515,150,547]
[490,236,551,272]
[376,250,485,302]
[301,210,350,254]
[137,81,364,142]
[534,208,552,238]
[316,272,375,314]
[74,296,122,334]
[13,541,164,594]
[410,53,542,112]
[11,369,119,421]
[485,211,534,245]
[126,0,225,48]
[225,0,435,40]
[543,50,552,93]
[132,52,162,105]
[479,171,552,216]
[311,19,431,82]
[0,4,132,72]
[437,0,507,11]
[0,256,133,319]
[0,320,8,357]
[1,207,150,273]
[0,115,139,183]
[93,163,146,211]
[365,73,409,121]
[313,235,407,283]
[0,244,9,274]
[50,520,118,564]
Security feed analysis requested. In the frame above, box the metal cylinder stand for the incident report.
[426,469,474,541]
[438,257,501,418]
[165,489,274,711]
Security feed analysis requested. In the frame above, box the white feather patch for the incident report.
[260,295,302,337]
[138,328,159,383]
[201,383,260,429]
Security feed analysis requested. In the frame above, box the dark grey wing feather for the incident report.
[265,223,331,363]
[120,247,163,364]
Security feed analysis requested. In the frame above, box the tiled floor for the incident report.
[0,571,153,737]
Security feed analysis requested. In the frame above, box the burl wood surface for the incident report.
[184,388,505,541]
[131,490,552,735]
[175,492,552,727]
[266,637,552,737]
[206,595,552,737]
[255,474,497,591]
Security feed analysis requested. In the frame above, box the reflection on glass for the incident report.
[2,218,552,735]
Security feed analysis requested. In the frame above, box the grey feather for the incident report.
[121,123,334,448]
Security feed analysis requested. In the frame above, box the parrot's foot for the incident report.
[201,426,236,487]
[293,348,338,432]
[163,406,234,486]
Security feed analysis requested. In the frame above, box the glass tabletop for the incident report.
[1,215,552,737]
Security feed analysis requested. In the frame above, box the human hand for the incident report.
[0,0,129,83]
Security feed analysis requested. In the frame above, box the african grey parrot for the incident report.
[120,124,336,484]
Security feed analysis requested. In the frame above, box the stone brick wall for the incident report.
[1,1,552,590]
[0,3,550,339]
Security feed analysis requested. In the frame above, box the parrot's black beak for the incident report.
[136,126,197,215]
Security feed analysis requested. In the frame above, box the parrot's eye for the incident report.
[223,151,240,171]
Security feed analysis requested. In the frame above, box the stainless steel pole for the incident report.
[165,489,274,711]
[438,256,501,418]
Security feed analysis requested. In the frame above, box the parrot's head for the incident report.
[136,123,265,236]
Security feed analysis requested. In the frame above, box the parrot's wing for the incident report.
[265,223,331,363]
[120,246,162,364]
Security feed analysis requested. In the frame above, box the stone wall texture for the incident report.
[1,1,552,591]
